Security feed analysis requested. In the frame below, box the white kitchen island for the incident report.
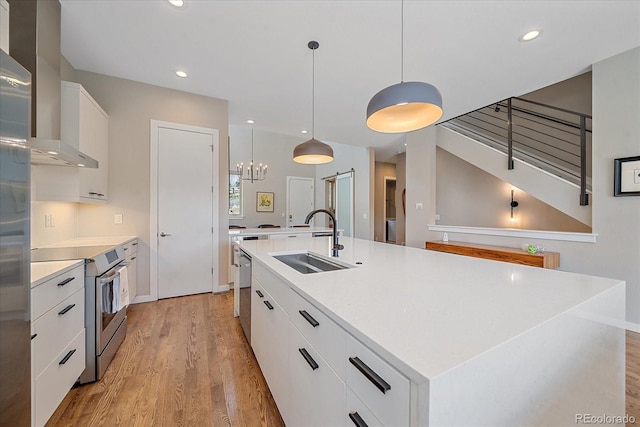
[238,236,626,427]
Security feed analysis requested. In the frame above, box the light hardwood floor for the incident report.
[47,292,640,427]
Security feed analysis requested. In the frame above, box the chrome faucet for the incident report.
[304,209,344,257]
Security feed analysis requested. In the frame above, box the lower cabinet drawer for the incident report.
[35,329,85,427]
[289,326,345,427]
[346,388,383,427]
[33,289,84,378]
[32,264,84,320]
[346,336,410,427]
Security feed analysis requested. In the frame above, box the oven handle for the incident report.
[98,262,130,285]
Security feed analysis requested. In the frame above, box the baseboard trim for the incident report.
[627,322,640,333]
[132,295,155,304]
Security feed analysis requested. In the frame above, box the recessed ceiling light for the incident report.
[246,119,255,124]
[47,151,58,155]
[519,29,542,42]
[301,130,308,134]
[168,0,184,7]
[175,70,188,78]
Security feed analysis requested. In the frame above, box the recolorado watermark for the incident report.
[575,413,636,424]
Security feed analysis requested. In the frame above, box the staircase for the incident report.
[438,97,592,226]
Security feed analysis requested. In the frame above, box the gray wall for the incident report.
[405,47,640,328]
[395,153,407,245]
[228,126,316,227]
[70,70,229,297]
[435,147,591,232]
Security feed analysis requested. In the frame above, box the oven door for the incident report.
[96,264,127,355]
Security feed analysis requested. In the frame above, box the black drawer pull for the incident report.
[349,356,391,394]
[131,256,137,261]
[57,277,75,287]
[256,290,264,298]
[58,304,76,315]
[298,348,319,370]
[349,412,368,427]
[123,247,128,251]
[132,242,138,246]
[88,192,98,195]
[31,334,37,340]
[97,193,105,197]
[263,300,274,310]
[59,349,76,365]
[299,310,319,327]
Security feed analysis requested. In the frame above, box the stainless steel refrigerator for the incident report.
[0,49,32,426]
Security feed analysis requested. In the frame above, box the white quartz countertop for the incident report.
[31,260,84,288]
[37,236,137,249]
[239,237,624,383]
[229,227,334,236]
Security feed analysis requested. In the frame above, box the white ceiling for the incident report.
[60,0,640,162]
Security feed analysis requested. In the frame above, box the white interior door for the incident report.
[335,172,354,237]
[155,124,217,299]
[286,176,314,227]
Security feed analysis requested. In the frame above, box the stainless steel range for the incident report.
[31,244,129,383]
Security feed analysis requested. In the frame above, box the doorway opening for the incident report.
[384,177,397,243]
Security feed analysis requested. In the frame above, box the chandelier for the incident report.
[236,128,267,182]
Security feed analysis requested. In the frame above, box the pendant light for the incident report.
[293,41,334,164]
[236,127,267,183]
[366,0,443,133]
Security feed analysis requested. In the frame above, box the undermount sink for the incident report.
[273,252,353,274]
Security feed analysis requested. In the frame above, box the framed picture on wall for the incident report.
[256,192,274,212]
[614,156,640,197]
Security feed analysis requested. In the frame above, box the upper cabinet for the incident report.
[62,81,109,202]
[33,82,109,203]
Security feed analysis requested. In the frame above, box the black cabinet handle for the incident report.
[256,290,264,298]
[349,412,369,427]
[59,349,76,365]
[88,192,98,195]
[298,348,319,370]
[31,334,37,340]
[132,242,138,246]
[299,310,319,327]
[123,247,128,251]
[58,304,76,315]
[131,256,137,261]
[263,300,274,310]
[57,277,74,287]
[97,193,105,197]
[349,357,391,394]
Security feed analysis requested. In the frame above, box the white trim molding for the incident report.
[428,224,597,243]
[628,322,640,333]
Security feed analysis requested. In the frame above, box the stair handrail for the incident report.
[442,96,591,206]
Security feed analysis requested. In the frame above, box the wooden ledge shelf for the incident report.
[425,241,560,269]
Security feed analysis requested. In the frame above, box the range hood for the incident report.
[9,0,97,168]
[30,137,98,167]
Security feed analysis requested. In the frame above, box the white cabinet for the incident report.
[251,260,411,427]
[123,239,138,301]
[0,0,9,53]
[31,263,86,427]
[33,81,109,203]
[251,278,290,422]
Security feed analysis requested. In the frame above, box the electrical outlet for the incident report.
[416,203,424,210]
[45,214,51,228]
[114,213,123,224]
[435,214,441,220]
[50,214,55,227]
[363,213,367,219]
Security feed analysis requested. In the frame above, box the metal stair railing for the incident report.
[441,96,592,206]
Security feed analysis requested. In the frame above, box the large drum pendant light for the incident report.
[293,41,334,164]
[366,0,443,133]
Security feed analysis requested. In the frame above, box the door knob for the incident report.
[160,232,172,237]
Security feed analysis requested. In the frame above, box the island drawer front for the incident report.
[346,336,410,427]
[32,264,84,320]
[289,289,347,379]
[346,388,383,427]
[34,329,85,427]
[122,239,138,256]
[253,261,291,313]
[32,288,85,378]
[288,326,346,427]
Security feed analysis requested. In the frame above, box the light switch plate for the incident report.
[416,203,424,210]
[114,213,123,224]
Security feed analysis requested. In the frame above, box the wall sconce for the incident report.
[510,189,519,221]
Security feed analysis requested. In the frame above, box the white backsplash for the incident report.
[31,201,78,248]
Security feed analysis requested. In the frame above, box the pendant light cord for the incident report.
[312,45,315,138]
[400,0,404,82]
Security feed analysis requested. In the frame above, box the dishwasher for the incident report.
[235,247,252,342]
